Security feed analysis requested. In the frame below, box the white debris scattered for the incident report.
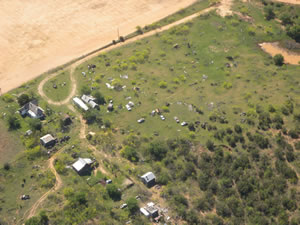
[106,83,114,89]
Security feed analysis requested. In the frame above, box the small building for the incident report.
[40,134,56,148]
[19,101,45,119]
[141,172,156,188]
[73,97,89,111]
[72,158,93,175]
[140,202,159,218]
[81,95,99,109]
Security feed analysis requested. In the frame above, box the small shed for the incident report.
[72,158,93,175]
[40,134,56,148]
[141,172,156,188]
[81,95,99,109]
[140,207,150,217]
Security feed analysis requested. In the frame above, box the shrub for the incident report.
[222,82,232,89]
[121,146,139,162]
[148,141,168,161]
[17,93,31,106]
[26,146,42,160]
[264,6,275,20]
[158,81,167,88]
[206,140,215,151]
[2,94,14,103]
[80,85,91,95]
[162,106,169,112]
[7,115,21,130]
[273,54,284,66]
[287,24,300,43]
[106,184,121,201]
[126,197,139,215]
[3,162,10,170]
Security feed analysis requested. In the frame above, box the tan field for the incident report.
[0,0,196,93]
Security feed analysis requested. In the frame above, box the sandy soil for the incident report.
[260,42,300,65]
[0,0,197,94]
[273,0,300,4]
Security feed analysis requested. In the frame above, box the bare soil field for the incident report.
[0,0,196,94]
[260,42,300,65]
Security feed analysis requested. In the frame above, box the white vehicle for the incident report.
[125,104,132,111]
[137,118,145,123]
[174,116,180,123]
[120,203,127,209]
[160,115,165,121]
[181,121,188,126]
[106,179,112,184]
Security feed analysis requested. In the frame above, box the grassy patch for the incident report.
[43,71,71,102]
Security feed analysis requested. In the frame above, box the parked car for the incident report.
[174,116,180,123]
[181,121,188,126]
[120,203,128,209]
[137,118,145,123]
[106,179,112,184]
[21,195,30,200]
[160,115,165,121]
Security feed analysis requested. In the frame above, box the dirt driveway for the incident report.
[0,0,196,93]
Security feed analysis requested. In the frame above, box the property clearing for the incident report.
[0,0,197,94]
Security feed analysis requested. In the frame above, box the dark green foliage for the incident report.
[287,23,300,43]
[17,93,30,106]
[25,211,49,225]
[275,160,298,181]
[216,202,231,218]
[237,177,253,197]
[3,162,10,170]
[83,110,102,125]
[80,85,91,95]
[29,118,42,131]
[234,124,242,133]
[126,197,139,215]
[121,146,139,162]
[93,91,106,105]
[273,54,284,66]
[148,141,168,161]
[264,6,275,20]
[280,13,293,26]
[106,184,121,201]
[288,130,298,139]
[7,115,20,130]
[156,170,170,185]
[295,141,300,150]
[206,140,215,151]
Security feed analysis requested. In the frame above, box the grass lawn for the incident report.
[43,71,71,102]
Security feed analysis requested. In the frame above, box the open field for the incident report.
[0,0,197,94]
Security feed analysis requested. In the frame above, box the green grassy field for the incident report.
[43,70,71,102]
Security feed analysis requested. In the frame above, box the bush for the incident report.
[80,85,91,95]
[2,94,14,103]
[287,24,300,43]
[148,141,168,161]
[3,162,10,170]
[126,197,139,215]
[93,91,106,105]
[7,115,20,130]
[17,93,30,106]
[121,146,139,162]
[264,6,275,20]
[206,140,215,151]
[158,81,167,88]
[106,184,121,201]
[26,146,42,160]
[273,54,284,66]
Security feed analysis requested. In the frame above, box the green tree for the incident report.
[148,141,168,161]
[287,23,300,43]
[29,118,42,131]
[106,184,121,201]
[121,146,139,162]
[93,91,106,105]
[17,93,30,106]
[274,54,284,66]
[280,13,293,26]
[126,197,139,215]
[80,85,91,95]
[264,6,275,20]
[7,115,20,130]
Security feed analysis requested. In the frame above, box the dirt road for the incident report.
[25,147,64,220]
[0,0,197,94]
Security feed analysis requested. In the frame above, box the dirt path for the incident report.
[25,147,65,220]
[260,42,300,65]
